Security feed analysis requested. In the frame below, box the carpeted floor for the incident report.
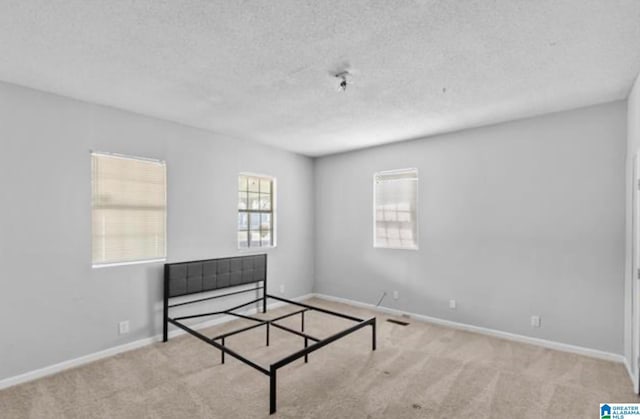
[1,297,638,418]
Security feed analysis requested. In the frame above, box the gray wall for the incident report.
[0,79,629,382]
[625,73,640,374]
[0,81,314,381]
[314,101,626,354]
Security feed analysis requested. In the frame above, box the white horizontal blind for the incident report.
[374,168,418,249]
[91,152,167,266]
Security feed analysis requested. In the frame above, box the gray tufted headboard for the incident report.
[164,254,267,298]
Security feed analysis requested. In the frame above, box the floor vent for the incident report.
[386,319,410,326]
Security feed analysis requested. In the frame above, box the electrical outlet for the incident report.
[449,299,456,310]
[530,315,541,328]
[393,290,399,300]
[119,320,130,335]
[279,284,285,294]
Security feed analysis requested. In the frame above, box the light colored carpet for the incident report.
[1,298,638,418]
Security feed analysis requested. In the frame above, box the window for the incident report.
[91,152,167,266]
[238,174,275,248]
[374,168,418,250]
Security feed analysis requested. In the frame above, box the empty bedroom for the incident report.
[1,1,640,418]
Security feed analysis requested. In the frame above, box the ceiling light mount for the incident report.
[335,71,350,91]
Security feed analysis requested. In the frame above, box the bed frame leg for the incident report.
[371,318,377,351]
[304,337,308,363]
[163,265,169,342]
[266,323,270,347]
[270,367,277,414]
[221,338,225,364]
[262,264,267,313]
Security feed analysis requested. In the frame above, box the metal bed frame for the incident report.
[162,254,376,414]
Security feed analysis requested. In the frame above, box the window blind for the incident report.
[374,168,418,249]
[91,152,167,266]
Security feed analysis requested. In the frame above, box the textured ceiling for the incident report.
[1,1,639,156]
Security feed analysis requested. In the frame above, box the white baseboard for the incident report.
[625,357,639,392]
[312,293,625,364]
[1,292,625,391]
[0,293,314,390]
[0,336,158,391]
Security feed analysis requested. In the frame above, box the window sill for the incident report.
[237,246,277,253]
[373,245,419,251]
[92,258,166,269]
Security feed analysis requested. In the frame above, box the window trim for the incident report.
[372,168,419,251]
[237,172,277,250]
[92,258,166,269]
[90,151,168,268]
